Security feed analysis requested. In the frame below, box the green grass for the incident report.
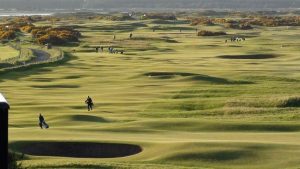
[0,45,19,60]
[1,17,300,169]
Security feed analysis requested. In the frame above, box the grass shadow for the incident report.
[70,115,109,123]
[30,84,80,89]
[217,54,278,59]
[166,150,254,162]
[144,72,252,84]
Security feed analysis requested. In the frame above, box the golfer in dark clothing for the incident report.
[39,114,48,129]
[85,96,94,111]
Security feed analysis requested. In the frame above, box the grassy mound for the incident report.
[12,141,142,158]
[226,96,300,108]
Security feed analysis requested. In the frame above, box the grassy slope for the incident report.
[1,18,300,168]
[0,45,19,60]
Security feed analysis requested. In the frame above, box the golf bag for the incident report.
[42,121,49,129]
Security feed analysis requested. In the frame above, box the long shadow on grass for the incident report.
[143,121,300,132]
[217,54,278,59]
[30,164,113,169]
[30,84,80,89]
[144,72,252,84]
[165,149,254,162]
[69,115,109,123]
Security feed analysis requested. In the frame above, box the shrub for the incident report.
[190,17,214,26]
[278,97,300,107]
[20,25,35,33]
[0,30,16,40]
[8,152,24,169]
[34,27,81,45]
[141,13,176,20]
[225,23,253,30]
[197,30,227,36]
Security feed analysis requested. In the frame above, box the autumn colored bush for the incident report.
[225,23,253,30]
[20,25,35,33]
[190,17,214,26]
[0,30,16,40]
[34,27,81,45]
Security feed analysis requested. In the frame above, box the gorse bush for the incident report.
[197,30,226,36]
[0,21,80,45]
[30,27,81,45]
[0,23,21,40]
[189,17,215,26]
[225,23,253,30]
[0,30,16,40]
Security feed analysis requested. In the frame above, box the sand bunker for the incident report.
[217,54,278,59]
[14,141,142,158]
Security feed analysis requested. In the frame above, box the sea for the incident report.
[0,11,53,17]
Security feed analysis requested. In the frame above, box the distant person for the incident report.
[129,33,133,39]
[39,114,49,129]
[109,47,114,53]
[113,35,116,40]
[85,96,94,111]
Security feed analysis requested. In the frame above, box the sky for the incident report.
[0,0,299,10]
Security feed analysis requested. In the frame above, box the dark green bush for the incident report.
[8,152,24,169]
[197,30,227,36]
[278,97,300,107]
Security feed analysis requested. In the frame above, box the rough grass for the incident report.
[226,96,300,108]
